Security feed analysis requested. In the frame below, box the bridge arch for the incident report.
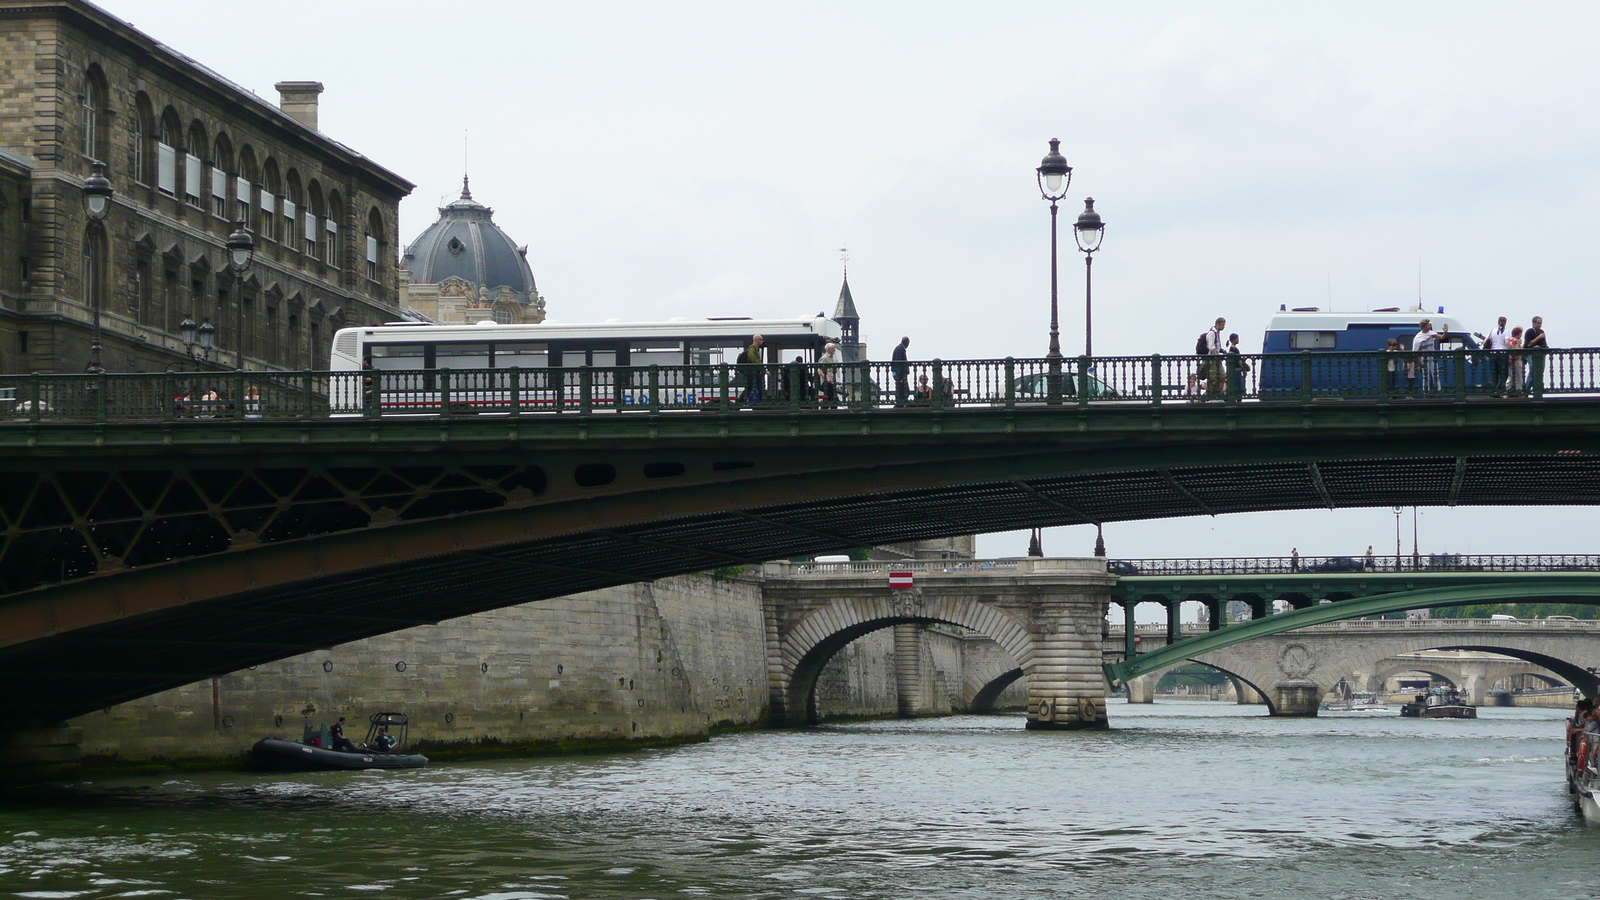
[968,667,1024,712]
[775,594,1033,726]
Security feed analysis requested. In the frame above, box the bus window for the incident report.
[688,341,732,366]
[436,343,490,369]
[497,342,549,367]
[589,350,616,368]
[630,340,684,367]
[370,343,426,371]
[1289,331,1337,349]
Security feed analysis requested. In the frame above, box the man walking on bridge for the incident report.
[892,337,911,406]
[1203,318,1226,400]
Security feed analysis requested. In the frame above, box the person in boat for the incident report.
[329,716,358,753]
[369,726,398,753]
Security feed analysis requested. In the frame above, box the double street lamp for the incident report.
[82,160,113,375]
[179,316,216,368]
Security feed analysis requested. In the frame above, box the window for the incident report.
[211,167,228,218]
[310,321,321,369]
[325,218,338,268]
[184,154,202,206]
[235,177,251,225]
[365,233,378,281]
[282,198,296,250]
[436,343,490,369]
[260,190,276,241]
[134,258,151,322]
[491,304,515,325]
[157,142,176,194]
[266,306,279,364]
[81,91,97,161]
[1289,331,1337,349]
[304,210,317,258]
[496,342,548,367]
[287,312,300,367]
[370,343,426,371]
[131,113,145,183]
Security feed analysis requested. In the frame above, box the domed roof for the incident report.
[400,177,538,305]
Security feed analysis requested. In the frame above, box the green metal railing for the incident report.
[0,348,1591,423]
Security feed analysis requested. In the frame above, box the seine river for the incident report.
[3,702,1597,899]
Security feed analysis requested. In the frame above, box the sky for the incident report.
[106,1,1600,583]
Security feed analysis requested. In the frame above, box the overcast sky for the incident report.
[111,2,1600,581]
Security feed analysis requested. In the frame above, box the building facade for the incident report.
[0,0,413,375]
[399,178,544,326]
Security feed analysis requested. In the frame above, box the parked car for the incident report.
[1307,556,1364,573]
[1012,369,1120,400]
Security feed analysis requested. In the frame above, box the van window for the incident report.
[1289,331,1338,349]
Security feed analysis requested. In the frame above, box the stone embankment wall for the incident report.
[73,575,1026,769]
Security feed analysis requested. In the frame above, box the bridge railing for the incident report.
[2,348,1596,423]
[1107,617,1600,633]
[1111,554,1600,576]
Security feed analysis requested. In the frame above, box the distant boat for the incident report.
[1399,690,1476,719]
[1326,693,1389,712]
[252,712,428,772]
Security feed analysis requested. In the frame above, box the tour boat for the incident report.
[1398,690,1477,719]
[251,712,428,772]
[1325,693,1389,712]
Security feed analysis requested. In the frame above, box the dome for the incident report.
[400,177,538,306]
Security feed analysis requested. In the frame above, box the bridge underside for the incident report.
[5,402,1600,721]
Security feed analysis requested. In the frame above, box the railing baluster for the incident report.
[1004,357,1015,409]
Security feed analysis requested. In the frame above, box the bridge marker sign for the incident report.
[889,571,914,590]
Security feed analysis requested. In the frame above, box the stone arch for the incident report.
[1366,662,1461,692]
[968,667,1023,712]
[774,594,1033,726]
[1487,669,1565,692]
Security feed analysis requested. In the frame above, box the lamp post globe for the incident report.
[83,160,113,222]
[179,317,197,349]
[198,320,216,353]
[1035,139,1073,403]
[1073,197,1105,357]
[82,160,114,375]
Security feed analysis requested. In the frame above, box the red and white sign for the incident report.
[889,571,914,590]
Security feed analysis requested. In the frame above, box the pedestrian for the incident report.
[1291,547,1300,572]
[361,353,377,414]
[1524,315,1548,396]
[780,355,809,404]
[1365,545,1375,570]
[1412,319,1439,395]
[891,336,911,406]
[1225,332,1250,401]
[1483,316,1510,396]
[740,334,765,405]
[1184,372,1202,402]
[1507,326,1526,395]
[914,374,933,404]
[817,341,841,409]
[1203,317,1226,399]
[243,385,262,419]
[1384,338,1402,395]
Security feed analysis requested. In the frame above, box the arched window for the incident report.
[324,191,342,271]
[81,225,106,317]
[130,93,155,184]
[284,169,303,256]
[157,108,181,196]
[491,301,516,325]
[365,207,385,284]
[305,180,323,260]
[184,121,208,208]
[260,158,280,242]
[236,145,257,229]
[211,134,233,219]
[81,67,107,169]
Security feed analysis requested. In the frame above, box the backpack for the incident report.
[1195,333,1210,355]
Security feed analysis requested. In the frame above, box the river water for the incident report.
[3,702,1596,899]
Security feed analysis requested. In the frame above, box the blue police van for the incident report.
[1257,306,1485,398]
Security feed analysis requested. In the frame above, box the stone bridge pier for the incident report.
[762,558,1117,730]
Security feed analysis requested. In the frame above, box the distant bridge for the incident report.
[4,355,1600,724]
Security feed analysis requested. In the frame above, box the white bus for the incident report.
[329,316,842,413]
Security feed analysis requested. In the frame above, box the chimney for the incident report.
[274,81,324,131]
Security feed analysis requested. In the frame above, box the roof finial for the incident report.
[462,128,471,199]
[840,245,849,280]
[461,174,471,200]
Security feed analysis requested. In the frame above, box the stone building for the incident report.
[0,0,413,375]
[399,178,544,326]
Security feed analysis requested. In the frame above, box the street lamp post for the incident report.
[1036,139,1072,403]
[179,317,215,370]
[82,160,113,375]
[1073,198,1104,357]
[225,221,255,370]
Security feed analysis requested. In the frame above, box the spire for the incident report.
[833,275,859,321]
[461,174,472,201]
